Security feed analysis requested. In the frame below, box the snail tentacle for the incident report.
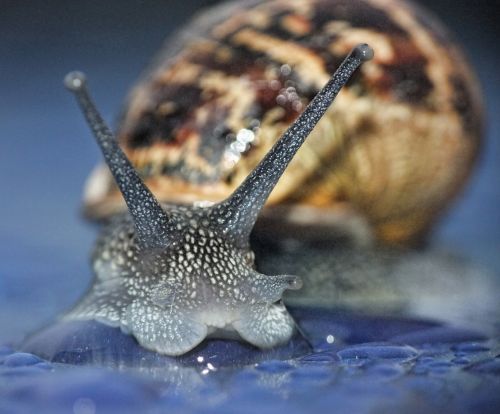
[64,71,174,250]
[244,272,303,303]
[213,44,374,244]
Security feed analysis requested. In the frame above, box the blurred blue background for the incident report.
[0,0,499,344]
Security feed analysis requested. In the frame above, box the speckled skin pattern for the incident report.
[83,0,483,245]
[67,210,297,355]
[64,47,371,355]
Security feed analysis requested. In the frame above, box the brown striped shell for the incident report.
[83,0,483,246]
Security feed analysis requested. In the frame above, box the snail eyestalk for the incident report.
[214,44,374,242]
[64,71,173,250]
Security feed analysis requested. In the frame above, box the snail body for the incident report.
[25,0,489,358]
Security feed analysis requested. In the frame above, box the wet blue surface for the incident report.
[1,0,500,413]
[2,309,500,414]
[21,319,311,368]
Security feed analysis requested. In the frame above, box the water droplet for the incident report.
[299,351,337,365]
[466,358,500,375]
[451,357,470,365]
[390,326,486,345]
[280,64,292,76]
[3,352,43,367]
[451,342,490,353]
[255,360,293,373]
[338,343,418,364]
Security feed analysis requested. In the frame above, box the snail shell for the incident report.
[82,0,483,246]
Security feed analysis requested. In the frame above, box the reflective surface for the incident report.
[2,308,499,414]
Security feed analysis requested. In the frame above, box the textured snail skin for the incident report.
[61,47,370,355]
[83,0,483,246]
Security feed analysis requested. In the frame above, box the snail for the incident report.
[23,0,492,360]
[60,45,372,356]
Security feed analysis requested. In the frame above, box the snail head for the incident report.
[64,44,373,355]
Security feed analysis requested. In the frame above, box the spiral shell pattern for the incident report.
[83,0,483,245]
